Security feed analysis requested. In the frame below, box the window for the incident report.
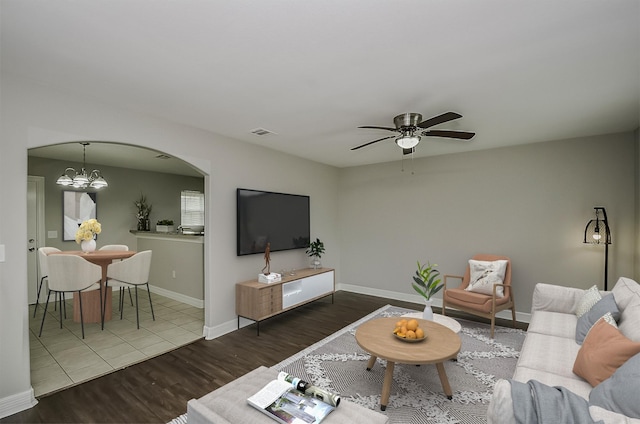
[181,190,205,227]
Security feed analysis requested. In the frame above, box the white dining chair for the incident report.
[105,250,154,329]
[34,247,63,318]
[38,254,103,339]
[99,244,133,307]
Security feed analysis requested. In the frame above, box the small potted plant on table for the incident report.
[156,220,174,233]
[306,238,325,269]
[412,261,443,320]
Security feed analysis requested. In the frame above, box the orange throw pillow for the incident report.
[573,318,640,387]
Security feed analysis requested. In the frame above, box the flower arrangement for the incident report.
[412,261,443,301]
[134,194,152,230]
[75,218,102,244]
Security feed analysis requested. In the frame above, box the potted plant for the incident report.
[306,238,325,269]
[156,219,174,233]
[412,261,443,320]
[134,194,152,231]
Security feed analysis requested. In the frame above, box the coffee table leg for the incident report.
[366,355,377,371]
[436,362,453,400]
[380,361,395,411]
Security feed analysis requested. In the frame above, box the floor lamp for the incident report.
[583,207,612,290]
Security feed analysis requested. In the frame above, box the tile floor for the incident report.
[29,290,204,397]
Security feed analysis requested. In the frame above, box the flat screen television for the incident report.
[237,188,310,256]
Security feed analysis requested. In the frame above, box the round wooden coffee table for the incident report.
[355,317,461,411]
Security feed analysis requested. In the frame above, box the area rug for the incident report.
[272,305,525,424]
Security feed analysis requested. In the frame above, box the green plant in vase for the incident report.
[306,238,325,269]
[412,261,443,320]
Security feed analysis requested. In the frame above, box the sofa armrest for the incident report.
[531,283,585,314]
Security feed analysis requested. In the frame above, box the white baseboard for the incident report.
[337,283,531,323]
[203,319,239,340]
[145,285,204,309]
[0,388,37,420]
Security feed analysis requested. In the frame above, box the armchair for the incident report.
[442,254,516,338]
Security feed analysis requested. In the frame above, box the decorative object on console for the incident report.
[583,206,612,290]
[156,219,174,233]
[306,238,325,269]
[411,261,443,320]
[56,142,108,189]
[75,218,101,252]
[134,193,152,231]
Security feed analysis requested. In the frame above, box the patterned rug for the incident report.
[271,305,525,424]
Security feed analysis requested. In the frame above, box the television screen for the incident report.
[237,188,310,256]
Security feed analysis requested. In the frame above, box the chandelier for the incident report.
[56,142,108,189]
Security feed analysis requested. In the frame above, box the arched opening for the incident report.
[27,141,207,396]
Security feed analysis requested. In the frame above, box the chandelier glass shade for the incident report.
[55,143,108,189]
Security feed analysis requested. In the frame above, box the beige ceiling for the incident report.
[3,0,639,170]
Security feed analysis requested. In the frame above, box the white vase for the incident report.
[311,257,321,269]
[423,299,434,321]
[81,239,96,253]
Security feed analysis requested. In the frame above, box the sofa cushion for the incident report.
[576,294,620,344]
[512,366,592,400]
[590,352,640,419]
[528,310,578,339]
[575,285,602,318]
[612,277,640,343]
[573,318,640,387]
[517,332,582,379]
[466,259,508,297]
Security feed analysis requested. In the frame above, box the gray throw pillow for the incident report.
[590,352,640,418]
[575,294,620,344]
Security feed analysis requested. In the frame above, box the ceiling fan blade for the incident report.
[403,148,415,155]
[417,112,462,129]
[351,135,396,151]
[358,125,398,132]
[421,130,475,140]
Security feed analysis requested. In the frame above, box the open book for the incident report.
[247,372,339,424]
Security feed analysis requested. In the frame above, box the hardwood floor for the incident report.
[2,291,526,423]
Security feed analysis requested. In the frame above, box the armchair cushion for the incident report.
[445,287,512,313]
[465,259,508,297]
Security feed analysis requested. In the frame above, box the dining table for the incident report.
[48,249,136,323]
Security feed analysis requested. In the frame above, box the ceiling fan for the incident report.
[352,112,475,155]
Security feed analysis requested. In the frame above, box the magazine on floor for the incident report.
[247,372,339,424]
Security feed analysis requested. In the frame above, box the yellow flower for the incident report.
[75,219,102,244]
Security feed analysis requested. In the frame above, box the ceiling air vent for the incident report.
[250,128,276,136]
[155,154,171,160]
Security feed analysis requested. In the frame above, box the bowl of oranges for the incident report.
[393,318,426,342]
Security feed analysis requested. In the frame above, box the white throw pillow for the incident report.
[465,259,508,297]
[575,285,602,318]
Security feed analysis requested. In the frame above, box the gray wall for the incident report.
[28,156,204,250]
[338,132,637,313]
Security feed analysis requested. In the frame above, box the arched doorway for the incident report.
[27,141,207,396]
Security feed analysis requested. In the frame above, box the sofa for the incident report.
[487,277,640,423]
[187,366,389,424]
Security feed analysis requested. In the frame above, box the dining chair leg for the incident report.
[62,293,67,319]
[128,287,134,306]
[33,276,45,318]
[38,290,52,337]
[78,290,85,339]
[58,292,64,329]
[99,285,104,331]
[146,283,155,321]
[120,288,125,320]
[134,286,140,329]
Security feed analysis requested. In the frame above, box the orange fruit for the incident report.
[406,319,419,331]
[396,319,407,328]
[415,328,425,339]
[406,330,416,339]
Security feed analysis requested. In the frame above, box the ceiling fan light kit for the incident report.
[353,111,476,155]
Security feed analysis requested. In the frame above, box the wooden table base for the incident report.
[73,287,112,323]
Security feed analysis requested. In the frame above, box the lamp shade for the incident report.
[583,208,611,245]
[395,135,420,149]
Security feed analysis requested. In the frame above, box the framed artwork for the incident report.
[63,191,97,241]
